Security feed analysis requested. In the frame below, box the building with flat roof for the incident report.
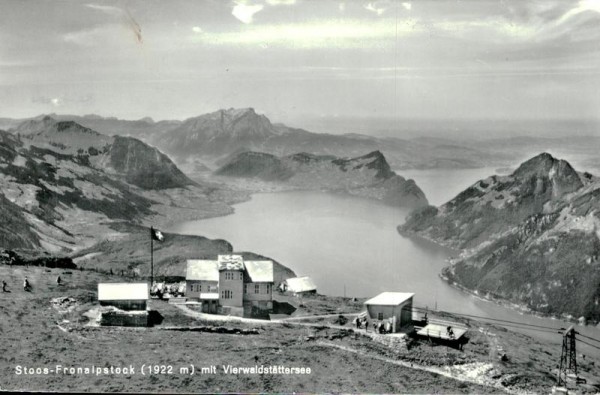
[98,282,149,311]
[186,255,274,317]
[97,283,150,327]
[364,292,414,333]
[283,276,317,295]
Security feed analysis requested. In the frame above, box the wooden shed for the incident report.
[283,276,317,295]
[98,283,149,311]
[364,292,414,333]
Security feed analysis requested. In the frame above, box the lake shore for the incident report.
[398,228,597,329]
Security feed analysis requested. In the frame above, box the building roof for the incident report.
[364,292,414,306]
[245,260,274,283]
[417,323,467,340]
[217,255,245,271]
[186,259,219,281]
[98,283,149,301]
[285,276,317,293]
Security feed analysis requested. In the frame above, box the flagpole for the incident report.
[150,227,154,289]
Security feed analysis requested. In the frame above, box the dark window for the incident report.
[378,312,383,320]
[199,284,202,293]
[255,284,260,294]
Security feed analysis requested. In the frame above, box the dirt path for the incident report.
[316,341,517,394]
[278,312,362,321]
[175,304,363,325]
[175,305,521,392]
[174,304,271,324]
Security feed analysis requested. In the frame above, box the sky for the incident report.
[1,0,599,131]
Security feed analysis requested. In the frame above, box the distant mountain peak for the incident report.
[362,150,385,159]
[513,152,556,175]
[223,107,256,116]
[511,152,582,195]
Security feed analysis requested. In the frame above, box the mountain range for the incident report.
[216,150,428,209]
[400,153,600,320]
[0,115,206,254]
[0,109,514,171]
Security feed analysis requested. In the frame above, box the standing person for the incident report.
[23,277,30,291]
[365,319,369,332]
[56,275,61,285]
[2,280,7,292]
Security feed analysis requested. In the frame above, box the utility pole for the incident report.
[557,326,577,387]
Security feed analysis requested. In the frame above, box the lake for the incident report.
[168,168,600,352]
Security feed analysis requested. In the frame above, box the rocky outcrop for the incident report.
[401,152,587,249]
[12,116,195,190]
[0,192,40,249]
[401,153,600,320]
[103,136,195,189]
[216,150,428,209]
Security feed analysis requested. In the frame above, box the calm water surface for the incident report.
[168,168,600,352]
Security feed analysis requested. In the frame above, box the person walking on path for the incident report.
[2,280,7,292]
[56,275,61,285]
[23,277,30,291]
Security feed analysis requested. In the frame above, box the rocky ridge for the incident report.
[216,150,428,209]
[400,153,600,320]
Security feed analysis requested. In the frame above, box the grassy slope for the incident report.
[5,265,594,393]
[70,223,296,284]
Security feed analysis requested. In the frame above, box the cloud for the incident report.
[265,0,296,5]
[31,94,93,106]
[232,2,265,24]
[402,2,411,11]
[192,26,203,33]
[63,26,111,46]
[364,2,385,16]
[193,19,422,48]
[85,4,123,17]
[556,0,600,25]
[84,3,142,44]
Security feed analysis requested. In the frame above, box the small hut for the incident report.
[283,277,317,295]
[98,283,149,311]
[364,292,414,333]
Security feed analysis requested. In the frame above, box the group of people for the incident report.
[374,320,392,334]
[1,275,62,293]
[354,316,369,331]
[354,316,394,334]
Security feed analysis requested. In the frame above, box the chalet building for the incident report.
[364,292,414,333]
[186,255,274,317]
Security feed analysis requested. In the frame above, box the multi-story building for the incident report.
[186,255,274,317]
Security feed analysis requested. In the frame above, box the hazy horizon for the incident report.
[2,109,599,141]
[1,0,599,138]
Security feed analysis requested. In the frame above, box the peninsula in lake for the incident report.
[215,150,428,209]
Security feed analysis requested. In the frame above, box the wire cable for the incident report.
[577,338,600,351]
[576,332,600,344]
[412,305,564,331]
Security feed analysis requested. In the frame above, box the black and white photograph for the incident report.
[1,0,600,393]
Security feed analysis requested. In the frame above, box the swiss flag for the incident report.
[151,226,164,242]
